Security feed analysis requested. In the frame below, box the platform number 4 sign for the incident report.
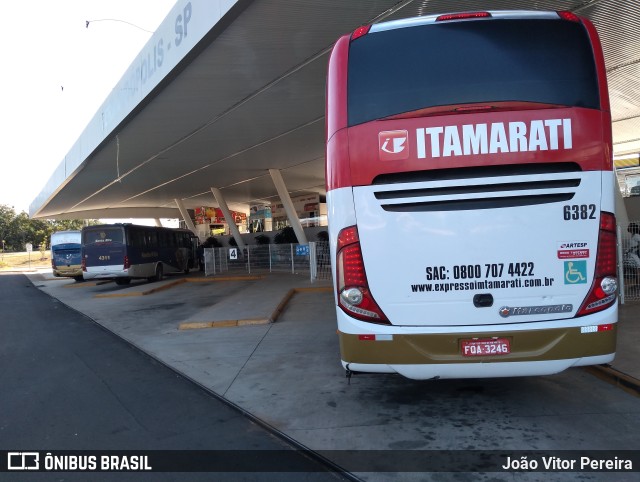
[229,248,238,260]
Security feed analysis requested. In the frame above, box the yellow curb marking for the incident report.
[179,321,217,330]
[95,291,145,298]
[179,318,269,330]
[64,281,100,288]
[238,318,271,326]
[187,276,262,282]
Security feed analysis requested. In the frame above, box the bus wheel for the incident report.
[115,278,131,286]
[74,276,84,282]
[154,264,164,282]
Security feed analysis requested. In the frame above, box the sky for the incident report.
[1,0,176,215]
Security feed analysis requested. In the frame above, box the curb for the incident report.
[95,279,187,298]
[179,318,270,330]
[93,275,262,298]
[179,286,333,330]
[64,281,102,288]
[583,364,640,398]
[186,276,262,282]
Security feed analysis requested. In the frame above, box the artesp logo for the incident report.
[560,242,587,249]
[379,130,409,161]
[557,241,589,259]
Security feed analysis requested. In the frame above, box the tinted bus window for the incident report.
[83,228,124,245]
[348,19,599,126]
[130,229,146,248]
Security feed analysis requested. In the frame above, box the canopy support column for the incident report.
[211,188,245,249]
[174,198,197,233]
[269,168,308,245]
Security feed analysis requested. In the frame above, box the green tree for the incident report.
[0,205,17,252]
[9,212,42,250]
[50,219,92,231]
[0,203,100,251]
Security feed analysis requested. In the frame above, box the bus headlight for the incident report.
[341,287,364,306]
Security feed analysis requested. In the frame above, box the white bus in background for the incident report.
[50,230,83,281]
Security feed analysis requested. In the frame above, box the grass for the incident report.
[0,250,51,270]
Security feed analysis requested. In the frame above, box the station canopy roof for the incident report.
[30,0,640,220]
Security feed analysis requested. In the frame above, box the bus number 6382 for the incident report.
[563,204,596,220]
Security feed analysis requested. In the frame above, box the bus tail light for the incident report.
[351,25,371,41]
[336,226,389,324]
[81,256,86,272]
[436,12,491,22]
[577,212,617,316]
[558,11,581,23]
[123,255,131,270]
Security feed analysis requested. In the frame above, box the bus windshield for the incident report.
[347,18,599,126]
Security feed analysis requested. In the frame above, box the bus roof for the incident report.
[369,11,561,34]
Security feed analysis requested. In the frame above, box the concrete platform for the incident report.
[22,270,640,480]
[27,267,640,386]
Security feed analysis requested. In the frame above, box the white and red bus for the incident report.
[325,11,617,379]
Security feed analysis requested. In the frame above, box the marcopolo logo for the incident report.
[379,130,409,161]
[499,304,573,318]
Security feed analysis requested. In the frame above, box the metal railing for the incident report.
[619,222,640,302]
[201,226,640,301]
[203,242,331,281]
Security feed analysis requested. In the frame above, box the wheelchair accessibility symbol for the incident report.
[564,260,587,285]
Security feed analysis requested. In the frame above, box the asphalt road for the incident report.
[0,274,348,481]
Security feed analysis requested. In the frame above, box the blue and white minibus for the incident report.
[51,230,83,281]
